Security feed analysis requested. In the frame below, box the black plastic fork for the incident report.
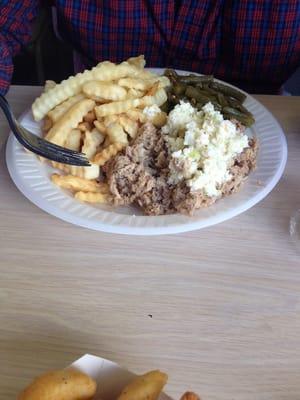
[0,94,90,166]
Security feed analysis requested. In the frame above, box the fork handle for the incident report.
[0,94,18,131]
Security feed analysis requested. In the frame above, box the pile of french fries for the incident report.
[32,55,169,204]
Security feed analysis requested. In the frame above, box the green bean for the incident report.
[217,93,228,107]
[164,69,254,125]
[224,104,254,122]
[223,107,255,126]
[224,114,254,127]
[195,82,203,89]
[202,83,219,96]
[211,101,222,112]
[180,74,214,85]
[199,89,217,99]
[196,102,205,110]
[210,82,246,102]
[199,88,218,98]
[160,101,170,113]
[173,83,187,96]
[185,86,214,103]
[222,106,247,117]
[227,97,251,115]
[164,69,179,83]
[168,92,181,106]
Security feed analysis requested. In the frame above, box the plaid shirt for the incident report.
[0,0,299,94]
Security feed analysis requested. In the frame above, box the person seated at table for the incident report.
[0,0,299,95]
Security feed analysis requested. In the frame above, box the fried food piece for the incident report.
[126,109,147,123]
[83,81,127,101]
[17,368,96,400]
[93,143,124,166]
[180,392,201,400]
[75,191,110,203]
[135,69,158,80]
[103,135,111,148]
[44,80,56,92]
[82,128,105,159]
[94,119,107,134]
[51,162,100,180]
[140,87,167,107]
[47,94,85,123]
[78,121,93,132]
[106,122,128,145]
[118,114,139,139]
[51,174,107,193]
[126,55,146,69]
[117,370,168,400]
[42,116,53,133]
[118,77,157,91]
[65,129,82,151]
[126,88,145,99]
[95,98,141,117]
[45,99,95,145]
[95,87,167,118]
[103,115,119,127]
[32,60,140,120]
[157,76,170,88]
[83,109,96,124]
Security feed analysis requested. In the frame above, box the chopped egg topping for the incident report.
[162,101,249,197]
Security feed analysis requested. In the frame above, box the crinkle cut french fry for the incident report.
[135,69,158,80]
[44,80,56,92]
[106,122,128,145]
[118,77,157,91]
[64,129,82,151]
[103,135,111,148]
[83,109,96,124]
[75,191,110,203]
[145,82,159,96]
[118,115,139,138]
[126,88,145,99]
[126,109,147,123]
[93,143,124,166]
[47,94,85,123]
[45,99,95,145]
[126,55,146,69]
[83,81,127,101]
[78,121,92,132]
[157,76,170,88]
[82,128,105,159]
[93,119,107,134]
[51,162,100,180]
[51,173,107,193]
[139,87,168,107]
[32,60,140,121]
[103,115,119,127]
[42,116,52,132]
[95,98,141,117]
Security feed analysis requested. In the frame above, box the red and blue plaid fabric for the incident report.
[1,0,299,94]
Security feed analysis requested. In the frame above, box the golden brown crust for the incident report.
[117,370,168,400]
[17,368,97,400]
[180,391,201,400]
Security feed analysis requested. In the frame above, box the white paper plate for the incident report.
[69,354,171,400]
[6,70,287,235]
